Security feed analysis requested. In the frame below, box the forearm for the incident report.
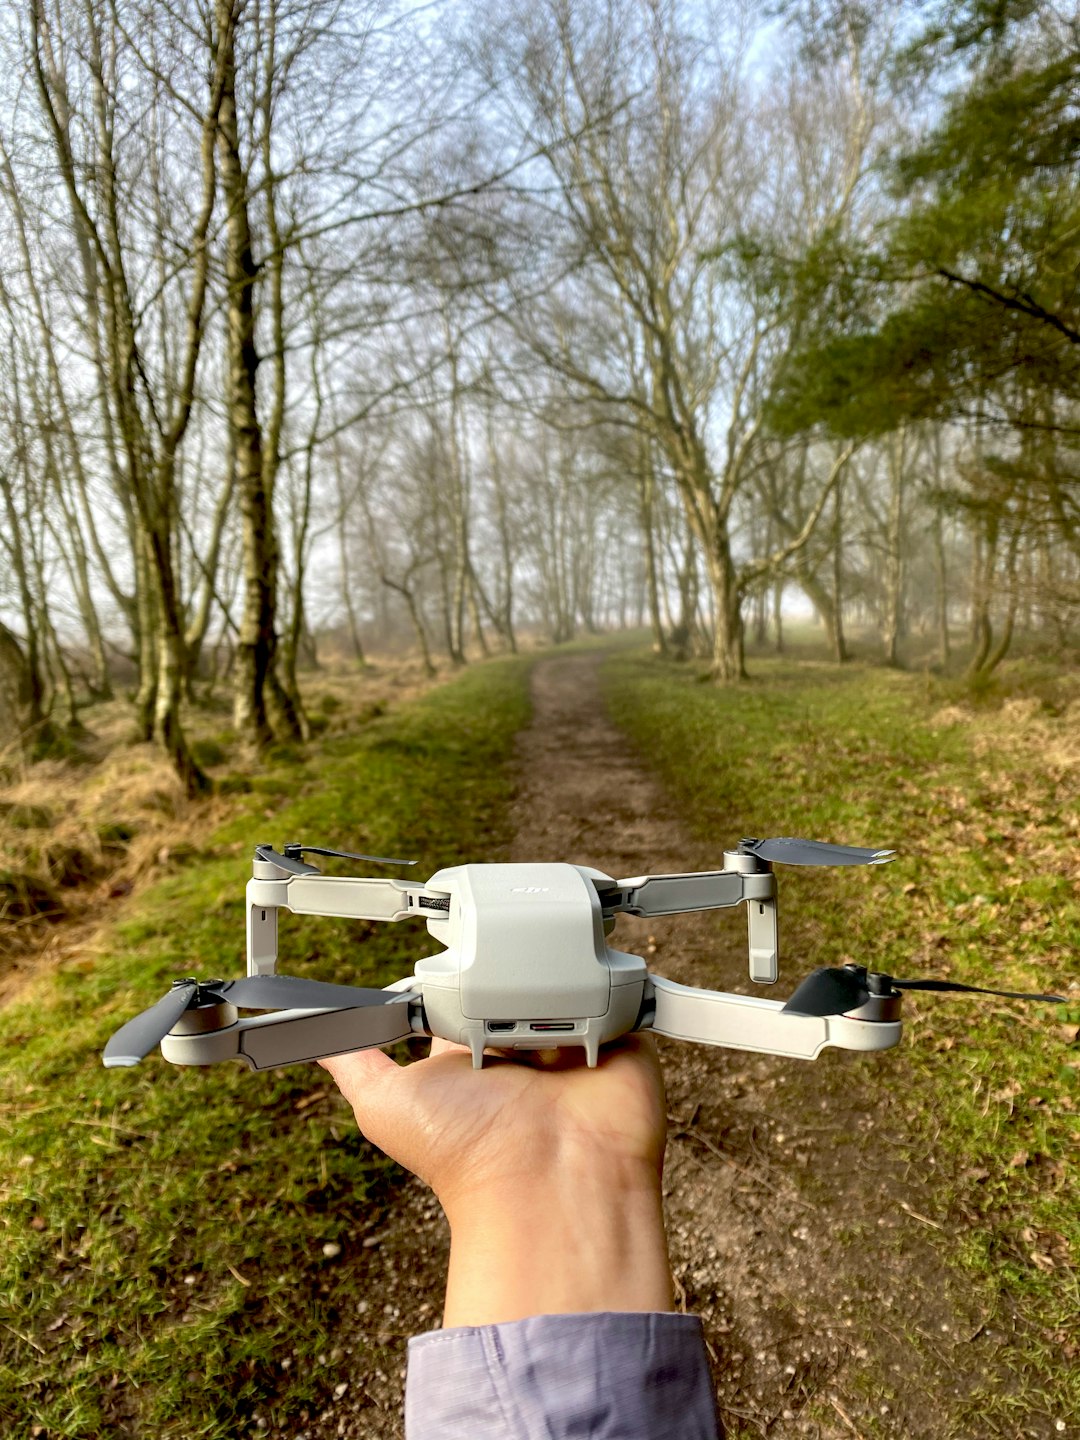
[441,1156,673,1327]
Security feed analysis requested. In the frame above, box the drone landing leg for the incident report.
[247,901,279,976]
[747,897,778,984]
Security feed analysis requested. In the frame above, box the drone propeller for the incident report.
[255,842,417,874]
[103,973,413,1068]
[102,979,204,1068]
[782,963,1065,1019]
[740,837,895,867]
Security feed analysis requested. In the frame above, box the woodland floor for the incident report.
[305,651,1072,1440]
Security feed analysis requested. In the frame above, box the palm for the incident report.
[322,1035,667,1205]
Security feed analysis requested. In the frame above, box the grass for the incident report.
[0,656,531,1440]
[0,655,443,974]
[602,650,1080,1434]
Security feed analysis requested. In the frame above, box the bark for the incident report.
[705,534,747,682]
[830,475,848,663]
[932,508,950,667]
[882,432,907,668]
[638,436,668,656]
[485,410,517,652]
[965,521,997,679]
[334,455,367,665]
[382,572,435,676]
[217,1,299,746]
[772,577,784,653]
[0,619,56,754]
[133,526,159,741]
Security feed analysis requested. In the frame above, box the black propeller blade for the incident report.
[255,845,321,875]
[889,976,1066,1004]
[254,843,416,872]
[782,963,1067,1019]
[782,966,872,1017]
[741,837,895,867]
[103,973,414,1068]
[287,844,417,868]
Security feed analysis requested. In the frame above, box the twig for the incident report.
[1,1320,44,1354]
[672,1126,816,1213]
[898,1200,945,1231]
[829,1394,866,1438]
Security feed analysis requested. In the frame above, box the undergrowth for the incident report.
[0,657,530,1440]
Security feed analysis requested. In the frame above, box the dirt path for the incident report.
[332,654,1021,1440]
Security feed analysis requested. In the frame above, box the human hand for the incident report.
[321,1033,667,1210]
[321,1036,674,1324]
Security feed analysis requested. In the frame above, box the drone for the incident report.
[103,837,1064,1072]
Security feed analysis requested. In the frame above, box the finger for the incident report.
[320,1046,401,1107]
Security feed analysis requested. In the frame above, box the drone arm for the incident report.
[602,869,774,916]
[642,974,901,1060]
[160,993,422,1070]
[600,870,779,984]
[246,876,444,976]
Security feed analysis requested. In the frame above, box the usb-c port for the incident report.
[487,1021,516,1033]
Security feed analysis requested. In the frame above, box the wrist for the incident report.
[440,1155,673,1327]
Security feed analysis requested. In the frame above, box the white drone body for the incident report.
[147,844,904,1073]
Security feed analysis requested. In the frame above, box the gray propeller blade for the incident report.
[103,980,199,1068]
[741,837,895,867]
[220,974,414,1011]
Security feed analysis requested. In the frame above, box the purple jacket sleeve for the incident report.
[404,1311,721,1439]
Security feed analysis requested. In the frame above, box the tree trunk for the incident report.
[217,1,299,747]
[383,574,435,676]
[706,534,746,682]
[965,519,997,679]
[772,577,784,653]
[932,507,950,667]
[830,475,848,662]
[882,433,907,667]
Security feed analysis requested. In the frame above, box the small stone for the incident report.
[322,1242,342,1259]
[334,1382,348,1399]
[183,1274,196,1286]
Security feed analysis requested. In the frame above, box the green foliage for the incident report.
[768,4,1080,441]
[0,658,531,1439]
